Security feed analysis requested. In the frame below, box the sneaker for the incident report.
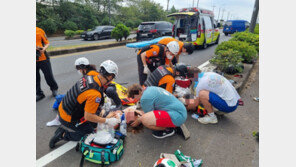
[198,115,218,124]
[36,94,45,102]
[49,127,65,149]
[152,128,175,139]
[46,116,61,127]
[52,90,58,97]
[214,110,226,116]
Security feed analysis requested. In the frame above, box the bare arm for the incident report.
[84,111,106,123]
[141,52,147,66]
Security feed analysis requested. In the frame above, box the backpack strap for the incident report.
[80,147,89,167]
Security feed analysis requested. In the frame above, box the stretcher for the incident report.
[126,36,172,49]
[111,81,137,106]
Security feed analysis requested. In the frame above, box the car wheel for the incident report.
[224,33,228,36]
[94,34,99,40]
[215,35,220,44]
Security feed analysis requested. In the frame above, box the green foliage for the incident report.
[64,30,76,37]
[36,0,173,35]
[246,24,259,34]
[63,21,78,31]
[125,19,135,28]
[216,40,258,63]
[75,30,84,35]
[38,18,58,35]
[231,31,259,52]
[111,23,130,41]
[210,49,244,74]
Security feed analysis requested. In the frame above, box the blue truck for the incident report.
[223,20,250,36]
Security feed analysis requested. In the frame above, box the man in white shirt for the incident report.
[191,72,241,124]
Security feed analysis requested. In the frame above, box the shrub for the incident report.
[132,27,138,31]
[64,30,76,37]
[111,23,130,41]
[246,24,259,34]
[125,19,135,28]
[38,18,58,35]
[210,49,244,74]
[63,21,78,31]
[231,31,259,52]
[215,40,258,63]
[87,29,92,31]
[75,30,84,35]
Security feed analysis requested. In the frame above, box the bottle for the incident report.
[120,113,127,136]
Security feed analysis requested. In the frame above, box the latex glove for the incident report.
[105,118,120,127]
[143,65,150,74]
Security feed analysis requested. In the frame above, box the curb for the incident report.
[237,59,258,94]
[48,40,135,56]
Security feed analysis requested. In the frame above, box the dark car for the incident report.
[136,21,173,41]
[81,26,115,40]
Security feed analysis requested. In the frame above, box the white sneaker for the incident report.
[198,115,218,124]
[46,116,61,127]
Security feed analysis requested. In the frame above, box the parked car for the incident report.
[167,7,220,49]
[223,20,249,36]
[136,21,173,41]
[81,26,115,40]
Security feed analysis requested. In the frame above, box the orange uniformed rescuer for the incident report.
[158,37,195,65]
[49,60,121,149]
[143,64,193,94]
[36,26,59,101]
[136,41,180,85]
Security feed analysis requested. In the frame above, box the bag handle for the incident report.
[80,147,89,167]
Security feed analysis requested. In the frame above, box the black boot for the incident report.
[49,127,65,149]
[36,94,45,102]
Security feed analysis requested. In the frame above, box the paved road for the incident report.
[48,34,137,47]
[36,33,259,167]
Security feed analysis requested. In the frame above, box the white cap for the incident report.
[75,57,89,66]
[167,41,180,55]
[100,60,118,78]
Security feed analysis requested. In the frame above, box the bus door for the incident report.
[203,15,214,43]
[189,16,198,42]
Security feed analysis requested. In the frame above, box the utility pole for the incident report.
[221,9,225,21]
[108,0,111,25]
[217,7,221,21]
[167,0,170,11]
[227,12,230,20]
[249,0,259,33]
[192,0,195,7]
[197,0,200,8]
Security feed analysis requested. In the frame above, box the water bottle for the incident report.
[120,113,127,136]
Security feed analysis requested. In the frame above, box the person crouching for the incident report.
[127,84,187,139]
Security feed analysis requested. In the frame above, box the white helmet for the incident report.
[100,60,118,78]
[75,57,89,66]
[167,41,180,55]
[153,158,176,167]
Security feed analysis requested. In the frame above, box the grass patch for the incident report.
[47,41,117,52]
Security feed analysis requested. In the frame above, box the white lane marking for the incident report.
[36,141,77,167]
[198,61,210,69]
[36,60,211,166]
